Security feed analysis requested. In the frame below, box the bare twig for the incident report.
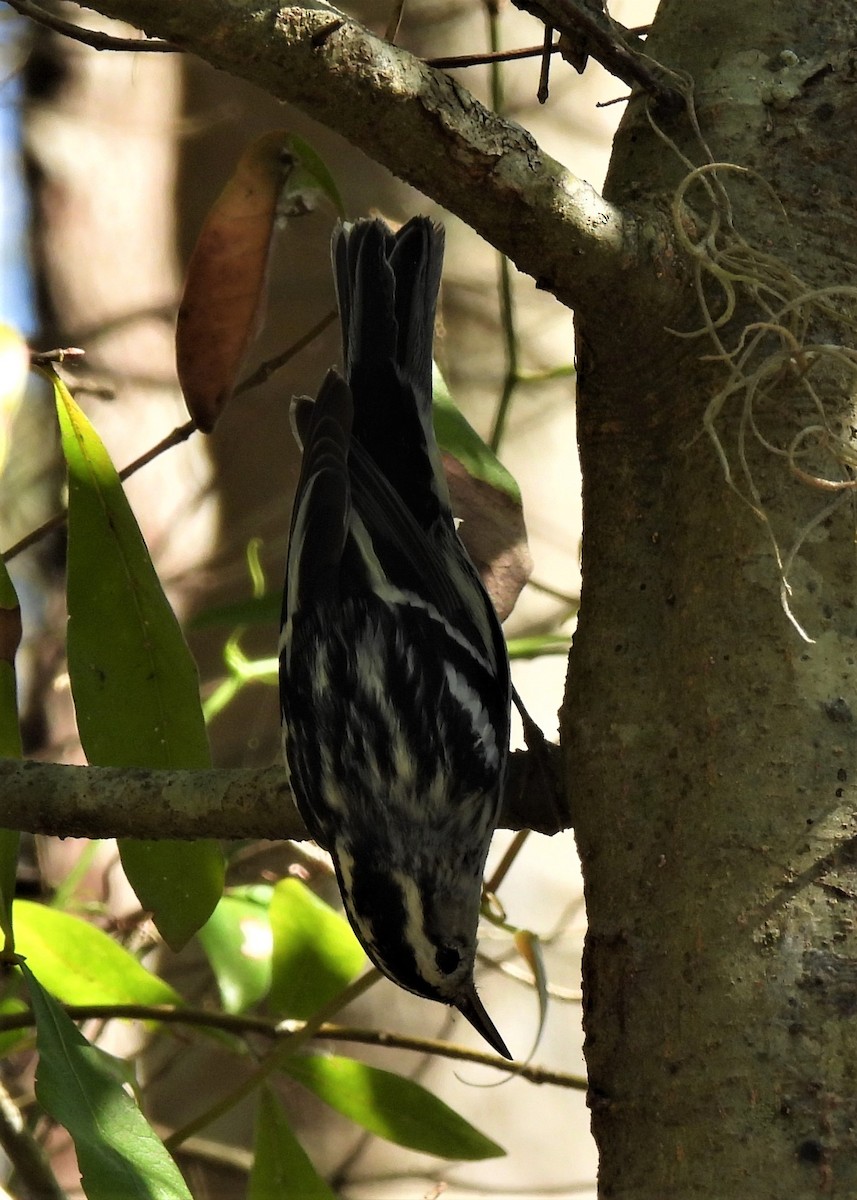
[538,25,554,104]
[0,1003,587,1088]
[232,309,337,396]
[510,0,682,112]
[2,512,65,562]
[0,748,565,841]
[117,419,196,478]
[0,420,197,562]
[3,314,336,564]
[5,0,177,52]
[0,1079,67,1200]
[427,42,563,70]
[29,347,85,367]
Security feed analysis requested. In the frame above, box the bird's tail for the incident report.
[333,216,444,402]
[332,218,450,530]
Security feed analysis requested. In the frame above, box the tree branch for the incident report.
[6,0,175,51]
[509,0,683,112]
[0,746,566,841]
[68,0,633,308]
[0,1002,587,1085]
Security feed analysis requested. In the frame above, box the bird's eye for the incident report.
[436,945,461,976]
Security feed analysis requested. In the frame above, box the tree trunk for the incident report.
[564,1,857,1195]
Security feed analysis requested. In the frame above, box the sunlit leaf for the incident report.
[23,964,193,1200]
[249,1088,335,1200]
[53,380,210,769]
[15,901,181,1007]
[198,889,273,1014]
[51,370,223,949]
[269,880,365,1019]
[283,1055,504,1160]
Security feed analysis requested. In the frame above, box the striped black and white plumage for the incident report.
[279,217,511,1058]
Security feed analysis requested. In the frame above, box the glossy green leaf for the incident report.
[0,557,21,954]
[51,370,223,949]
[23,964,193,1200]
[269,879,365,1019]
[432,366,520,503]
[283,1055,504,1160]
[15,900,181,1007]
[198,889,273,1014]
[249,1088,335,1200]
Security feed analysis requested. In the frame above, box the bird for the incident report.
[279,216,512,1059]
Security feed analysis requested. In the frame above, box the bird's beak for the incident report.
[456,980,512,1060]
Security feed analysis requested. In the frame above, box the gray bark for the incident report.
[566,1,857,1195]
[0,747,556,838]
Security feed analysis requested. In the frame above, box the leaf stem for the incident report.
[164,969,382,1150]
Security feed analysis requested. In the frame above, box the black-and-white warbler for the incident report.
[279,217,512,1058]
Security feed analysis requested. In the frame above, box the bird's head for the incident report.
[333,839,511,1059]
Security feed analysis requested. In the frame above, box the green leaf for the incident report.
[0,556,22,953]
[117,842,224,953]
[432,365,520,503]
[0,556,22,764]
[53,373,209,770]
[269,879,365,1019]
[283,1055,504,1160]
[23,963,193,1200]
[198,889,273,1014]
[249,1088,335,1200]
[285,134,345,220]
[432,366,531,622]
[50,370,223,948]
[15,900,181,1007]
